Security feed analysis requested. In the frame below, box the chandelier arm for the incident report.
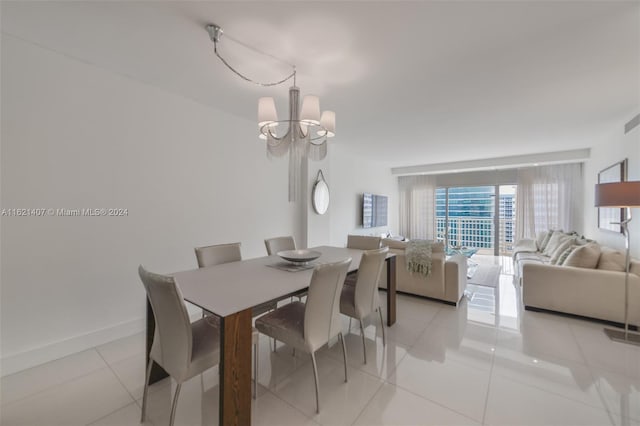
[260,120,328,144]
[309,135,328,145]
[213,42,296,87]
[261,122,293,141]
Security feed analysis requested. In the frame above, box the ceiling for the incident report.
[2,1,639,168]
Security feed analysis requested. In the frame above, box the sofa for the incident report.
[514,230,640,326]
[378,239,467,306]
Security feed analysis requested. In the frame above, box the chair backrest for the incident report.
[354,247,389,317]
[304,258,351,352]
[264,236,296,256]
[138,265,192,379]
[195,242,242,268]
[347,235,381,250]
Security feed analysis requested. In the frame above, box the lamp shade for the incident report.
[595,181,640,207]
[318,110,336,137]
[300,95,320,125]
[258,97,278,128]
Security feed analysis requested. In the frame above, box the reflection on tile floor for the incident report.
[2,255,640,425]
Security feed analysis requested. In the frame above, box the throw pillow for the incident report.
[536,231,548,251]
[575,236,596,245]
[549,237,575,265]
[543,231,568,257]
[539,231,554,252]
[556,245,577,265]
[563,243,601,269]
[597,247,626,272]
[382,238,408,250]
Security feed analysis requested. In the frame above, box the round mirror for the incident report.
[312,176,330,215]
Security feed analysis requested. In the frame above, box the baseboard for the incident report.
[0,304,202,377]
[1,305,205,377]
[0,317,145,377]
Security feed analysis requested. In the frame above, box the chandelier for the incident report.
[206,23,336,201]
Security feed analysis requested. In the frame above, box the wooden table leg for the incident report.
[146,299,168,384]
[386,256,396,326]
[219,308,252,426]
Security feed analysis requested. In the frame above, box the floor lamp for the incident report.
[595,181,640,346]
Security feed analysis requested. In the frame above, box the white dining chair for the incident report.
[193,242,261,399]
[264,236,296,255]
[339,247,389,363]
[139,265,220,426]
[266,235,306,313]
[344,235,382,287]
[255,258,351,413]
[194,242,242,268]
[347,235,382,250]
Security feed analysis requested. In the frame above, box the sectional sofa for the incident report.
[378,239,467,306]
[514,230,640,326]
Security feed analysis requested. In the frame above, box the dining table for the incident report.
[145,245,396,426]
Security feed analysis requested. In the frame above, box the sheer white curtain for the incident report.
[515,163,582,240]
[398,175,437,240]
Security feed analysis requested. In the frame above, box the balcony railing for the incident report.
[436,217,515,255]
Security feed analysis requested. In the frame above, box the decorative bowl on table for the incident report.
[277,249,322,264]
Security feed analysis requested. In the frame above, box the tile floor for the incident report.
[2,255,640,425]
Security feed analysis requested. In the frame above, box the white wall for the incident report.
[582,120,640,258]
[0,36,299,374]
[328,144,399,246]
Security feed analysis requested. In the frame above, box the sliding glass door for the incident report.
[498,185,517,255]
[436,185,517,255]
